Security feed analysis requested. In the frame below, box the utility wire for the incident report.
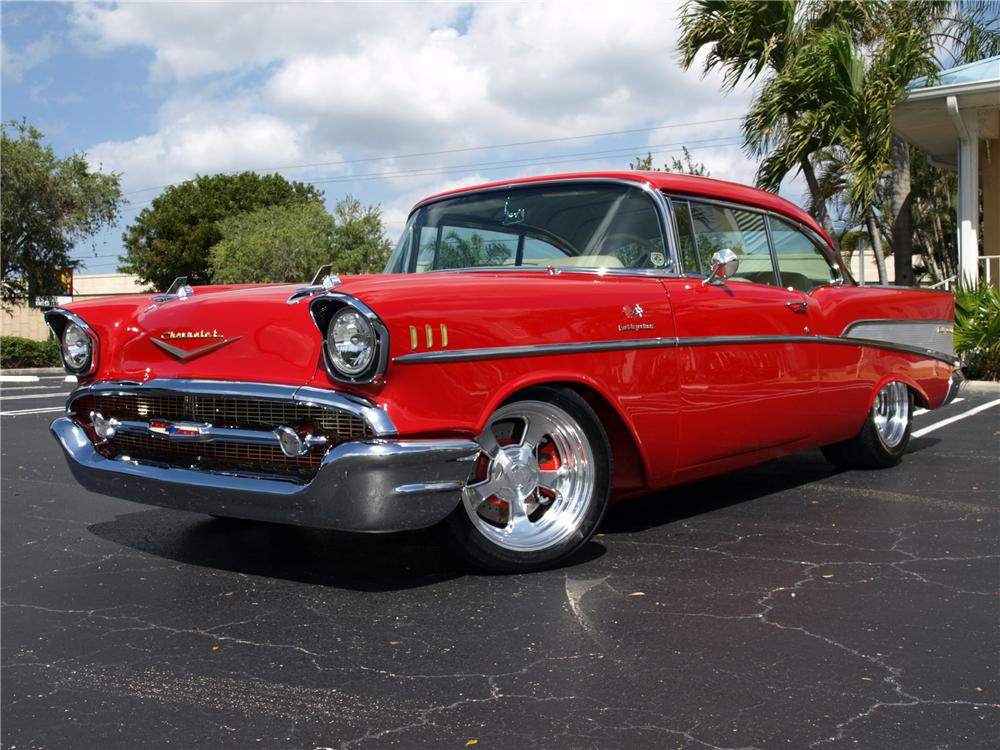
[77,136,747,268]
[112,133,744,216]
[119,116,743,197]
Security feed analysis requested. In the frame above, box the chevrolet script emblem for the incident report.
[150,329,240,361]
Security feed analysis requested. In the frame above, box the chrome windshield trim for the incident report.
[43,308,100,376]
[405,177,683,277]
[68,379,397,436]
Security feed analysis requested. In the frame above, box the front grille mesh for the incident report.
[74,392,371,480]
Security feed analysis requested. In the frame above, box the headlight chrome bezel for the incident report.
[310,294,389,384]
[44,308,99,376]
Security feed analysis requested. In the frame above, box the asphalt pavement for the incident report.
[2,377,998,750]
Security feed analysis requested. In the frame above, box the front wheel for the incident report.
[444,386,612,572]
[822,381,913,469]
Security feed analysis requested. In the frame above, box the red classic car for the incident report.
[48,171,959,571]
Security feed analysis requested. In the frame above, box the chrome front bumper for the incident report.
[51,417,479,532]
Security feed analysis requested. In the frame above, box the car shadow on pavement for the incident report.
[87,506,608,590]
[86,450,849,589]
[601,449,843,534]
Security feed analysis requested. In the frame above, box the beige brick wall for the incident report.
[1,305,51,340]
[2,274,151,342]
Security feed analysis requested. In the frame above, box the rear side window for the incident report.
[768,217,838,291]
[687,201,777,285]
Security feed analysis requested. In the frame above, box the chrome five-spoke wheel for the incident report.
[446,387,611,572]
[872,380,909,450]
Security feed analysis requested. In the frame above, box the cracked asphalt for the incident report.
[2,381,998,750]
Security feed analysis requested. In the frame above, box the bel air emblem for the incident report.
[150,328,241,361]
[619,303,654,332]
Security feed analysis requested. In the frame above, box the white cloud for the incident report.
[1,33,56,83]
[87,107,346,195]
[70,1,776,233]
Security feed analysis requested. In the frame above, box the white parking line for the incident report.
[0,392,71,401]
[914,397,964,417]
[0,375,40,383]
[912,398,1000,438]
[0,406,65,416]
[0,385,74,392]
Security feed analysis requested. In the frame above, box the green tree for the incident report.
[629,146,711,176]
[208,195,392,283]
[677,0,843,245]
[747,22,939,282]
[119,172,323,290]
[1,120,123,308]
[328,195,393,275]
[208,201,336,284]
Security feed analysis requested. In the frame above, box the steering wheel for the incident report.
[601,233,660,269]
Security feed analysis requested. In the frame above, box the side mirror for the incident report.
[703,248,739,285]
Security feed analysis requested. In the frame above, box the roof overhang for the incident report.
[893,77,1000,169]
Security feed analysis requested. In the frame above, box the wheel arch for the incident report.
[868,373,929,410]
[483,375,650,499]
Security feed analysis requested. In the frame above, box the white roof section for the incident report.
[893,56,1000,168]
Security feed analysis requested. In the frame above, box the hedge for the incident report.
[0,336,61,369]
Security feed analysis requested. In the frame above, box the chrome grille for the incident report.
[75,394,370,439]
[104,432,323,477]
[73,392,372,480]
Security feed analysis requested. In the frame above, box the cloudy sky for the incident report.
[1,1,793,276]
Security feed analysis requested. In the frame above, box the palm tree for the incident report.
[746,21,939,282]
[677,0,880,251]
[679,1,998,280]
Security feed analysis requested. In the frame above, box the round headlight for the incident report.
[326,307,376,377]
[62,321,92,372]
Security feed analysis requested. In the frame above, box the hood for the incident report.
[67,283,324,386]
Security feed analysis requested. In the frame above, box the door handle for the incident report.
[786,300,809,313]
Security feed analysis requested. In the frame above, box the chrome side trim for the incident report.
[840,319,954,360]
[395,337,677,364]
[43,308,100,376]
[68,379,397,437]
[395,332,957,365]
[815,335,954,364]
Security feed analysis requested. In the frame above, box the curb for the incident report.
[963,380,1000,394]
[0,367,66,376]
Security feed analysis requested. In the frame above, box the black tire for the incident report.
[444,386,612,573]
[822,382,913,469]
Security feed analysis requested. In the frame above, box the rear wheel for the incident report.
[445,386,612,572]
[822,381,913,469]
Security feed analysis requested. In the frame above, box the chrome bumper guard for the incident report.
[51,378,481,532]
[943,368,964,406]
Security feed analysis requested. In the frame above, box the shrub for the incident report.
[954,284,1000,381]
[0,336,60,369]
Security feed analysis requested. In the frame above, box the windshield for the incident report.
[385,183,669,273]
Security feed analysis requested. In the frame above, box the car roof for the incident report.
[417,170,833,249]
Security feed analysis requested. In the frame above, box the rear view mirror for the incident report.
[703,248,739,285]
